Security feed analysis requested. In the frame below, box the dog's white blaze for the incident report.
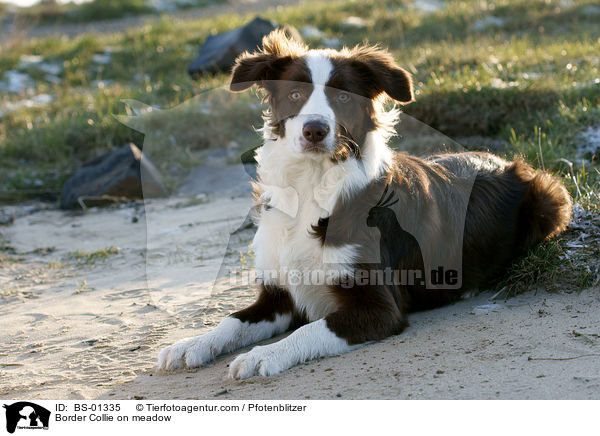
[306,52,334,85]
[157,314,291,370]
[228,319,359,379]
[284,53,336,152]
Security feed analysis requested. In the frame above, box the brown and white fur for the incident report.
[158,30,572,379]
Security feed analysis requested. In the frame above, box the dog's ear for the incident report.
[230,28,307,92]
[350,46,415,104]
[230,52,288,92]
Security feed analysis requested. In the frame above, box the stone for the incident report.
[60,143,168,209]
[188,17,301,76]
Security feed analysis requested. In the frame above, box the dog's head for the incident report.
[230,29,414,159]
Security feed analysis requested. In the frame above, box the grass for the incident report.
[2,0,223,25]
[496,239,589,297]
[74,280,88,294]
[239,245,255,271]
[65,245,119,265]
[0,0,598,195]
[46,261,67,269]
[0,253,25,265]
[0,0,599,289]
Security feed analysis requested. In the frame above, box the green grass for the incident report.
[0,252,25,265]
[495,237,596,297]
[65,245,119,264]
[2,0,222,25]
[46,260,67,269]
[74,280,88,294]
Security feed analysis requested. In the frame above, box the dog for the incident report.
[158,30,572,379]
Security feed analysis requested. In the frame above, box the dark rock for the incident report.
[60,143,168,209]
[0,211,14,226]
[188,17,299,76]
[175,146,258,198]
[175,162,252,198]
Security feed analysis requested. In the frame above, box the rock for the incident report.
[301,25,325,39]
[471,16,505,31]
[341,16,367,29]
[576,125,600,160]
[413,0,444,13]
[188,17,276,76]
[92,53,112,64]
[0,70,33,93]
[188,17,301,76]
[582,5,600,15]
[175,147,258,198]
[60,143,168,209]
[175,162,252,198]
[0,211,14,226]
[323,38,342,49]
[300,26,341,48]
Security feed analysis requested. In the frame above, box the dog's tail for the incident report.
[514,161,573,249]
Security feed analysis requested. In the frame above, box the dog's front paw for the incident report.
[157,335,218,370]
[228,346,285,379]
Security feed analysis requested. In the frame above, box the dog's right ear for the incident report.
[229,52,287,92]
[230,28,307,92]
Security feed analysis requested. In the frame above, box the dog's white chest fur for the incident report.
[252,144,341,321]
[251,134,392,321]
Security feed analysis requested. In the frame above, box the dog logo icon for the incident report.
[3,402,50,433]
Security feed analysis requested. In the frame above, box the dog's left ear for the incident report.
[351,46,415,104]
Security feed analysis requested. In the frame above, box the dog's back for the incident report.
[431,152,572,291]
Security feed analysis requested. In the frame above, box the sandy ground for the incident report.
[1,161,599,400]
[105,288,600,400]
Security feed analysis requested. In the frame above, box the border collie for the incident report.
[158,30,572,379]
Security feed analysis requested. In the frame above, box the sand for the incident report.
[1,166,599,400]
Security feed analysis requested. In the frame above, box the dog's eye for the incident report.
[288,90,302,101]
[337,92,350,103]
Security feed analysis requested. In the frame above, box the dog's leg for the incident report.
[228,288,406,379]
[157,284,294,370]
[228,318,355,379]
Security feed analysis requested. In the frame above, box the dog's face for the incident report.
[230,30,414,159]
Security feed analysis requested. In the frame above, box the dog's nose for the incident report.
[302,121,330,143]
